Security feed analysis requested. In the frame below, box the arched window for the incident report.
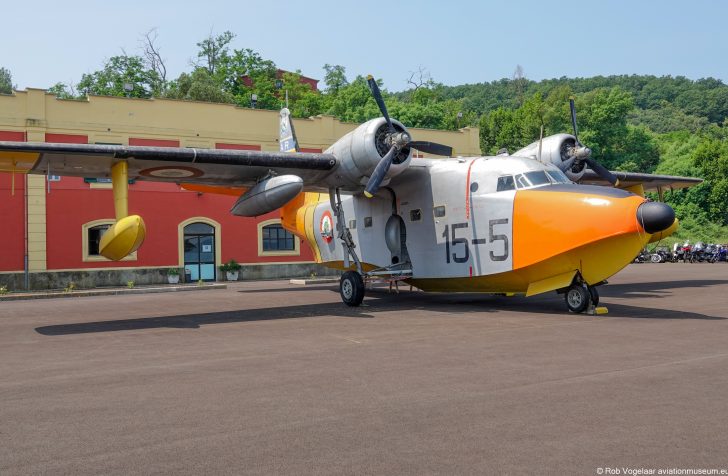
[82,219,137,262]
[257,219,300,257]
[262,223,295,251]
[88,224,111,256]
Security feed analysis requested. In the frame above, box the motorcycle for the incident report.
[634,249,651,263]
[650,246,672,263]
[690,242,706,262]
[708,245,728,263]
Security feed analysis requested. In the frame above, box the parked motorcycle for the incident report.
[650,246,672,263]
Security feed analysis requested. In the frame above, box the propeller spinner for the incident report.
[364,75,453,197]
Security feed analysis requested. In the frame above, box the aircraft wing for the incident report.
[0,141,337,188]
[577,170,703,192]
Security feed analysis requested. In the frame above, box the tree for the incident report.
[77,55,161,98]
[140,28,168,94]
[0,67,13,94]
[215,47,277,108]
[164,68,233,103]
[322,64,348,94]
[195,30,235,76]
[47,82,79,100]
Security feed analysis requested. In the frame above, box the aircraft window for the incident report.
[470,182,479,193]
[410,209,422,221]
[349,219,356,229]
[546,169,570,184]
[496,176,515,192]
[524,171,550,187]
[515,174,532,189]
[433,206,446,218]
[364,217,373,228]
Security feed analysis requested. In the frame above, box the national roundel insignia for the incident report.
[320,211,334,243]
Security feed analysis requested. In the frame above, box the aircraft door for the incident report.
[385,214,410,265]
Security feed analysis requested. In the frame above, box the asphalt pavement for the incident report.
[1,263,728,475]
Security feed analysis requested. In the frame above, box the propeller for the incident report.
[562,97,619,186]
[364,75,453,197]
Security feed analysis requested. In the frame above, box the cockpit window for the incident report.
[515,174,532,189]
[546,169,571,184]
[496,175,515,191]
[524,171,550,186]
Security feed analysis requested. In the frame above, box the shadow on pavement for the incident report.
[600,279,728,299]
[35,283,725,336]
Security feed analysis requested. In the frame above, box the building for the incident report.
[0,89,481,290]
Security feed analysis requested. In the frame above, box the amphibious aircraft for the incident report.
[0,76,702,313]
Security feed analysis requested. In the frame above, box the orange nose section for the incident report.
[512,186,646,270]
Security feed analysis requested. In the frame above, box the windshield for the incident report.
[545,169,571,184]
[496,168,573,192]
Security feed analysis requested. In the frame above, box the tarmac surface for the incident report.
[2,263,728,475]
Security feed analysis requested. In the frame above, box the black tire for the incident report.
[340,271,365,307]
[650,253,662,263]
[588,286,600,306]
[565,285,590,313]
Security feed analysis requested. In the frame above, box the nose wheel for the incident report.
[340,271,365,307]
[565,284,599,313]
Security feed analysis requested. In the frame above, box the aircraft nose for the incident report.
[637,201,675,233]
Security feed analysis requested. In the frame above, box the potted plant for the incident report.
[219,259,242,281]
[167,267,180,284]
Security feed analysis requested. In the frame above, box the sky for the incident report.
[2,0,727,92]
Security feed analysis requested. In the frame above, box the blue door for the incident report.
[183,222,216,281]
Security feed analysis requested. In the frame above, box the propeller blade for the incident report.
[557,156,576,173]
[364,145,398,198]
[409,140,453,157]
[367,75,395,133]
[569,97,580,145]
[585,157,619,186]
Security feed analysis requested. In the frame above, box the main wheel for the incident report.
[651,253,662,263]
[565,284,590,313]
[340,271,365,307]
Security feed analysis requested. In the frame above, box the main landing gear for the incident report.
[564,283,601,314]
[340,271,366,307]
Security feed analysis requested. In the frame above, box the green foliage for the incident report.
[77,55,161,98]
[0,67,12,94]
[47,82,81,100]
[167,268,180,276]
[322,64,348,94]
[196,30,236,76]
[219,259,242,273]
[165,68,234,103]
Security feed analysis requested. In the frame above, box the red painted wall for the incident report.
[0,131,25,271]
[0,130,26,271]
[42,136,315,270]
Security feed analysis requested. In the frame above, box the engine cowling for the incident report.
[324,117,413,189]
[512,133,586,181]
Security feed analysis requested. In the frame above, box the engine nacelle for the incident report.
[512,133,585,181]
[230,175,303,217]
[324,118,413,189]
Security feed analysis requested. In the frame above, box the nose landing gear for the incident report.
[565,283,604,314]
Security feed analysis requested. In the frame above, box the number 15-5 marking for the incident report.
[442,218,509,264]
